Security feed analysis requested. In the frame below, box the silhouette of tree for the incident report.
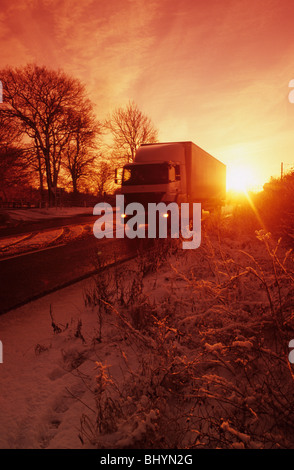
[95,160,114,197]
[0,115,29,200]
[63,106,100,196]
[0,64,100,205]
[104,100,158,164]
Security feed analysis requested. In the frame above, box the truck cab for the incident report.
[115,141,226,217]
[116,143,188,211]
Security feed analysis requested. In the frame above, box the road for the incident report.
[0,207,198,314]
[0,216,138,314]
[0,213,98,238]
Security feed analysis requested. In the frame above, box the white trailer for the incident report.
[118,141,226,211]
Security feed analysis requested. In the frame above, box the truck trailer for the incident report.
[116,141,226,214]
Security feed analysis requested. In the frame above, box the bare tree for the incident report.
[0,64,100,206]
[104,100,158,163]
[0,115,29,200]
[63,106,100,195]
[94,160,114,197]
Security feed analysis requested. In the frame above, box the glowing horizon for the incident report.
[1,0,294,190]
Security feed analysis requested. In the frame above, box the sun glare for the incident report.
[226,165,255,193]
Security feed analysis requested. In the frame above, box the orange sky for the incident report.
[1,0,294,190]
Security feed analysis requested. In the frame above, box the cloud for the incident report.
[1,0,294,185]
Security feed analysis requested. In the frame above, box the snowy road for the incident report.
[0,223,135,314]
[0,223,91,259]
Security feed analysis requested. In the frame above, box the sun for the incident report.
[226,165,254,193]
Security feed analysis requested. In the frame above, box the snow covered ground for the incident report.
[0,218,293,449]
[0,260,149,449]
[5,207,93,222]
[0,279,91,448]
[0,207,118,258]
[0,224,91,258]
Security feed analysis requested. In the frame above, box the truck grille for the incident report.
[124,192,165,209]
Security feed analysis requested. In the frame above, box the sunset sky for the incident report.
[1,0,294,190]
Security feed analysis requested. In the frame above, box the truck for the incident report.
[116,141,226,217]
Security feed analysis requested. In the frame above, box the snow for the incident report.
[0,222,293,449]
[232,340,253,349]
[0,224,91,258]
[0,280,91,448]
[221,421,251,443]
[5,207,93,222]
[205,342,224,352]
[0,207,97,257]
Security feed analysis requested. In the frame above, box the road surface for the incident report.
[0,233,139,314]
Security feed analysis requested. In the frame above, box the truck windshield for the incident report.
[122,163,169,186]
